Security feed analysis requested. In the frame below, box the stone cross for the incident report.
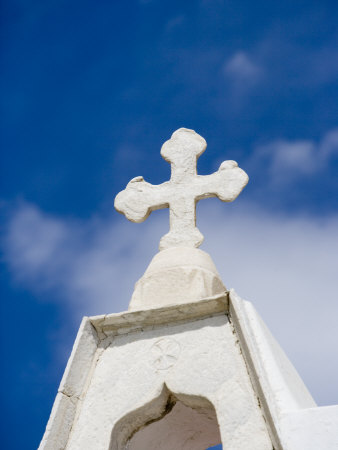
[114,128,249,250]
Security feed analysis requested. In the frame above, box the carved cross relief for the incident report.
[114,128,249,250]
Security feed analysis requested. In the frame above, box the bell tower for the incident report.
[39,129,338,450]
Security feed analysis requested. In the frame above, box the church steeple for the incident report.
[39,129,338,450]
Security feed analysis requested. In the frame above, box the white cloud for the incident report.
[3,202,165,317]
[223,51,263,84]
[199,202,338,404]
[3,201,338,406]
[249,128,338,185]
[320,128,338,159]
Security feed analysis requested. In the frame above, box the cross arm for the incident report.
[194,161,249,203]
[114,176,170,223]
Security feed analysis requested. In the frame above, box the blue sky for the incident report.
[1,1,338,448]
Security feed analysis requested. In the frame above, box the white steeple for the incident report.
[39,129,338,450]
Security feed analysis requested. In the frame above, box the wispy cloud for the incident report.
[223,51,263,85]
[249,128,338,185]
[2,202,165,317]
[2,200,338,405]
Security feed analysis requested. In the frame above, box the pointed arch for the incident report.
[109,384,222,450]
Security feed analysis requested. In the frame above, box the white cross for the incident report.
[114,128,249,250]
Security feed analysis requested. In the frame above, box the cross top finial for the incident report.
[114,128,248,250]
[161,128,206,181]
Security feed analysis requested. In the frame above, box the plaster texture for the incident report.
[114,128,248,250]
[39,290,338,450]
[279,405,338,449]
[40,290,338,450]
[229,289,338,450]
[127,397,221,450]
[39,245,338,450]
[40,126,338,449]
[64,314,272,450]
[39,318,99,450]
[129,247,226,310]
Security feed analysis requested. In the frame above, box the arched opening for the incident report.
[110,385,222,450]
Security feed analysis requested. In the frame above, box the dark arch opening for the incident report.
[110,384,222,450]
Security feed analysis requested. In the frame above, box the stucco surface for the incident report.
[229,289,338,450]
[279,405,338,449]
[39,318,99,450]
[39,278,338,450]
[129,247,226,310]
[65,315,272,450]
[39,126,338,449]
[115,128,248,250]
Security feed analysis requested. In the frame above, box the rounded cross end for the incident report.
[160,128,207,163]
[114,188,150,223]
[219,160,238,170]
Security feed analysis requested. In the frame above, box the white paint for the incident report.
[39,318,99,450]
[91,292,228,340]
[114,128,248,249]
[229,289,338,450]
[39,288,338,450]
[229,290,316,414]
[279,406,338,450]
[39,127,337,448]
[129,246,226,310]
[65,314,272,450]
